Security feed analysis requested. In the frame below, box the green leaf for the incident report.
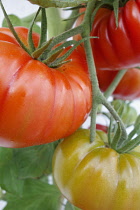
[111,100,137,127]
[2,14,40,33]
[13,141,59,179]
[28,0,91,8]
[0,147,24,195]
[2,14,21,27]
[4,179,61,210]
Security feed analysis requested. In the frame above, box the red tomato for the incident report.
[75,44,140,100]
[0,27,92,148]
[96,123,108,133]
[97,68,140,100]
[75,0,140,70]
[0,26,39,47]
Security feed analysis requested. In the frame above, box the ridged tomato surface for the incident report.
[0,27,92,148]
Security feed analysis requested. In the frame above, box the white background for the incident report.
[0,0,140,209]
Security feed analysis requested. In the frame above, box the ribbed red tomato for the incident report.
[0,27,91,148]
[75,0,140,70]
[97,68,140,100]
[75,43,140,100]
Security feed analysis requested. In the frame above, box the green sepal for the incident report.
[118,134,140,153]
[110,122,122,150]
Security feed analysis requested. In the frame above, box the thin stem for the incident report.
[108,116,113,145]
[64,9,80,31]
[0,0,31,55]
[42,25,83,56]
[102,94,128,142]
[104,69,127,99]
[117,135,140,153]
[110,122,122,150]
[79,0,128,146]
[28,7,41,52]
[38,8,47,48]
[81,0,101,143]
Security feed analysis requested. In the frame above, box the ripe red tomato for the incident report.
[75,44,140,100]
[0,27,92,148]
[97,68,140,100]
[53,129,140,210]
[0,27,39,47]
[75,0,140,70]
[96,123,108,133]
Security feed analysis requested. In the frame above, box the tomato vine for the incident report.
[0,0,140,209]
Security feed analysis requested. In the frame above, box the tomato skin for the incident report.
[75,45,140,100]
[75,0,140,70]
[0,27,92,148]
[0,26,40,47]
[97,68,140,100]
[96,123,108,133]
[53,129,140,210]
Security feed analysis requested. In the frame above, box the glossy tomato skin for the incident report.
[0,27,92,148]
[75,44,140,100]
[97,68,140,100]
[0,26,40,47]
[53,129,140,210]
[75,0,140,70]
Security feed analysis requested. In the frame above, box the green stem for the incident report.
[0,0,31,55]
[81,0,101,143]
[28,7,41,52]
[104,69,127,99]
[117,135,140,153]
[102,95,128,142]
[38,8,47,48]
[64,9,79,31]
[79,0,128,145]
[42,25,83,56]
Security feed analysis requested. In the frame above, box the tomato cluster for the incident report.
[1,0,140,209]
[53,1,140,209]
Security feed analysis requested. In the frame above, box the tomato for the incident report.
[97,68,140,100]
[96,123,108,133]
[75,44,140,100]
[53,129,140,210]
[0,27,91,148]
[75,0,140,70]
[0,26,39,47]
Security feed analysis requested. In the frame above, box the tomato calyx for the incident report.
[106,112,140,154]
[96,100,140,154]
[0,1,85,68]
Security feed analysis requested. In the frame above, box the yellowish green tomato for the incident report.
[53,129,140,210]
